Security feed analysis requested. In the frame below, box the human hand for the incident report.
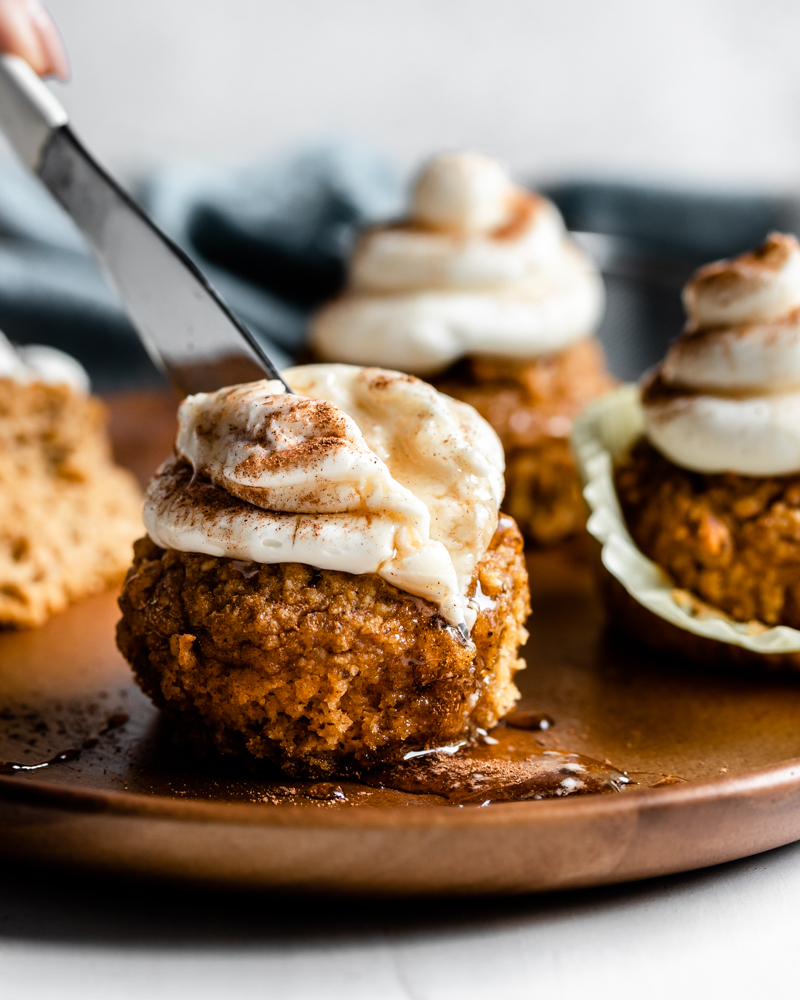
[0,0,67,79]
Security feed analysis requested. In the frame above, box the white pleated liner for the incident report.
[571,383,800,654]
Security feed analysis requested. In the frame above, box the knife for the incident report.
[0,54,286,397]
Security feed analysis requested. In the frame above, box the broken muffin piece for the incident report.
[0,334,142,628]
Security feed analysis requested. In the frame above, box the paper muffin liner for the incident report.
[571,383,800,654]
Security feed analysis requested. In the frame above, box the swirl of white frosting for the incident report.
[311,152,604,377]
[350,196,567,293]
[643,233,800,475]
[661,311,800,392]
[0,329,89,392]
[683,233,800,329]
[411,152,513,236]
[144,363,505,631]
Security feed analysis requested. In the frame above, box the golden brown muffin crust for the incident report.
[435,337,614,545]
[116,516,530,777]
[616,438,800,629]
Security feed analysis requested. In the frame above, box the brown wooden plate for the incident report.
[2,391,800,896]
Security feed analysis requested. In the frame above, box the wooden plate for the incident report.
[2,392,800,896]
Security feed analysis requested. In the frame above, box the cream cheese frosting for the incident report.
[311,152,604,377]
[143,363,506,631]
[643,233,800,476]
[0,329,89,392]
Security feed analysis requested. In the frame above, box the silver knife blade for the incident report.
[0,55,285,397]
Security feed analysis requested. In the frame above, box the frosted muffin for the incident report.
[311,152,611,545]
[116,365,530,776]
[0,332,142,628]
[576,233,800,669]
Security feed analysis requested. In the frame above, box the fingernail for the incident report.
[0,0,44,70]
[27,0,69,80]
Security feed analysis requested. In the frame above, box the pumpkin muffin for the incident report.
[116,364,530,775]
[311,151,611,545]
[0,332,142,627]
[579,234,800,669]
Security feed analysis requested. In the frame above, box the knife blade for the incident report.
[0,54,286,397]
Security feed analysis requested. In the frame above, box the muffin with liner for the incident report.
[116,364,530,777]
[573,233,800,670]
[311,151,611,546]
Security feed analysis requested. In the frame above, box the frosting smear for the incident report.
[144,364,506,631]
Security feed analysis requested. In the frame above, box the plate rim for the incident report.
[3,754,800,829]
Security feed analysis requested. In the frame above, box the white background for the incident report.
[40,0,800,189]
[2,841,799,1000]
[4,5,800,996]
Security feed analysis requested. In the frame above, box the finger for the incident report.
[28,0,68,80]
[0,0,68,80]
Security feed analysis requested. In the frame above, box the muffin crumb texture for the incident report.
[116,517,530,777]
[616,439,800,629]
[437,338,614,545]
[0,379,143,628]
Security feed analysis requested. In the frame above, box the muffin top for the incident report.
[311,151,604,376]
[144,363,505,631]
[642,233,800,477]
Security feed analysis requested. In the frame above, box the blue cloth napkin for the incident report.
[0,142,402,390]
[0,140,796,390]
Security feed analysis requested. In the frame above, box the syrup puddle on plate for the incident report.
[0,710,630,806]
[0,712,128,775]
[361,726,630,805]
